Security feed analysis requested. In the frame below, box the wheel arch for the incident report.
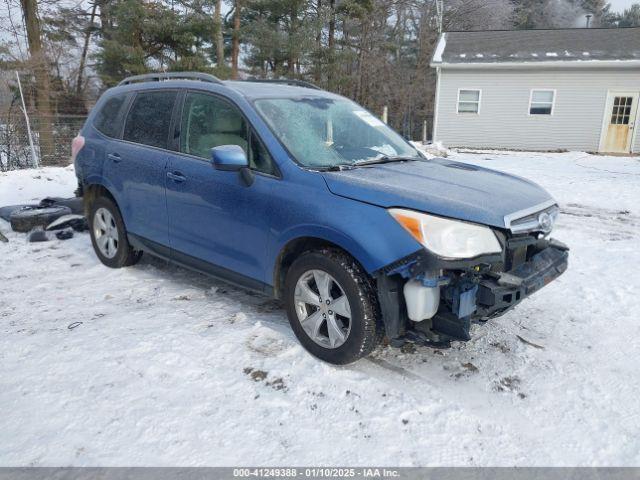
[272,234,372,300]
[82,179,118,217]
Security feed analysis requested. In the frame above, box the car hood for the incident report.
[321,158,554,229]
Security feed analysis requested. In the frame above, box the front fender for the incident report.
[271,199,423,276]
[275,224,376,274]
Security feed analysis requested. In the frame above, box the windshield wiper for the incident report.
[353,155,421,167]
[315,164,355,172]
[313,155,421,172]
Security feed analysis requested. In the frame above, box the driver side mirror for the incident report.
[211,145,249,171]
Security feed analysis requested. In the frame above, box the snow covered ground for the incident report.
[1,150,639,466]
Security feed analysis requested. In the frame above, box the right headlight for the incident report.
[389,208,502,259]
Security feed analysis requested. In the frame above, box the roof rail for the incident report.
[247,78,322,90]
[118,71,223,86]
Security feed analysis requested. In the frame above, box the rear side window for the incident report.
[94,94,127,138]
[123,91,177,149]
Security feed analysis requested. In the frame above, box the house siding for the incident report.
[434,67,640,153]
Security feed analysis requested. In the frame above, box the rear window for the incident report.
[123,91,177,149]
[94,94,127,138]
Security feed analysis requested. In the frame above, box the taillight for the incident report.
[71,134,85,162]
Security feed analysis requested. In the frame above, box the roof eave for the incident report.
[430,59,640,69]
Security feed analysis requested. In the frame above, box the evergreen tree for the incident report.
[511,0,547,29]
[604,3,640,26]
[240,0,316,78]
[580,0,610,24]
[95,0,217,86]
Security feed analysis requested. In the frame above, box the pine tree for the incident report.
[604,3,640,27]
[95,0,217,85]
[510,0,548,29]
[241,0,316,78]
[580,0,609,23]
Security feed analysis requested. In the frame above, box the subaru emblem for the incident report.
[538,212,553,233]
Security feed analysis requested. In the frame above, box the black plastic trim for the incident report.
[376,274,407,341]
[376,248,503,277]
[128,233,274,296]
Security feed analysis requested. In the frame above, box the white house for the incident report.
[430,27,640,154]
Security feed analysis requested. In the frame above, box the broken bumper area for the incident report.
[431,243,568,342]
[477,243,569,319]
[377,240,569,348]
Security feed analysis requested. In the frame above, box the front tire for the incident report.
[284,248,380,365]
[89,196,141,268]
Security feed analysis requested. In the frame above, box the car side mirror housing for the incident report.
[211,145,249,171]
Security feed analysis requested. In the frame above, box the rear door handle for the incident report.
[107,153,121,163]
[166,171,186,183]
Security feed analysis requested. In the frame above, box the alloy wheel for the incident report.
[93,207,119,259]
[294,269,352,349]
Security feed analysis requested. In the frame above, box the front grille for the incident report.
[508,204,559,234]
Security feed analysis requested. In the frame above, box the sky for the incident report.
[609,0,636,12]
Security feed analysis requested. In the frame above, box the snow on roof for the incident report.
[432,33,446,63]
[431,27,640,66]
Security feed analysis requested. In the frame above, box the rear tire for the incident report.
[284,248,380,365]
[89,196,141,268]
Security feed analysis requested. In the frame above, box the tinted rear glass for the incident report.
[123,91,177,149]
[94,94,127,138]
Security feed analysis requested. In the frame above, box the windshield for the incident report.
[254,97,421,168]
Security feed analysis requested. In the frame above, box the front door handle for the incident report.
[167,171,186,183]
[107,153,121,163]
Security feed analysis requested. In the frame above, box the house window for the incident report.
[611,96,633,125]
[529,90,555,115]
[457,90,481,114]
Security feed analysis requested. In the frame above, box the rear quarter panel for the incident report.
[74,94,116,190]
[75,129,109,190]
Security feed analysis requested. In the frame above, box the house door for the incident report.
[600,92,638,153]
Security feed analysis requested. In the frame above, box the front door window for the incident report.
[180,92,276,175]
[181,92,248,159]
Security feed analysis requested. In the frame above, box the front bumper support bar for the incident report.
[475,244,569,319]
[377,240,569,346]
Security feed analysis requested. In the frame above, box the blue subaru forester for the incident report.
[73,72,568,364]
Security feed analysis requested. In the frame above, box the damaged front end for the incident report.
[376,205,569,348]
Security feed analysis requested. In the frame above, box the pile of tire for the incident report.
[9,206,73,233]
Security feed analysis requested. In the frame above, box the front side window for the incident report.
[249,130,276,175]
[181,92,277,175]
[529,90,555,115]
[181,93,248,159]
[254,97,420,169]
[94,94,127,138]
[123,91,177,149]
[457,89,481,114]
